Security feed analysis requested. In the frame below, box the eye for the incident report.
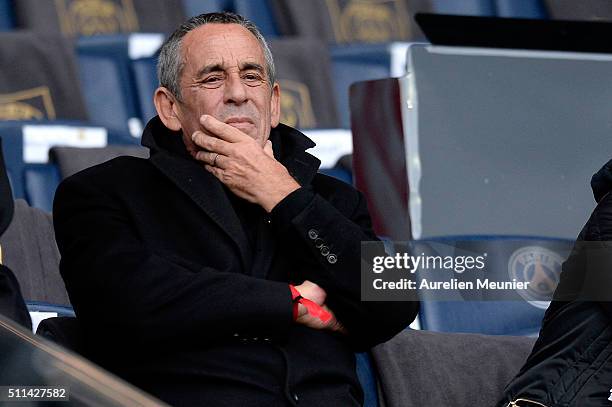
[201,75,224,88]
[242,72,265,86]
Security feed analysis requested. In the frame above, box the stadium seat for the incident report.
[50,145,149,180]
[0,199,66,306]
[0,121,135,209]
[494,0,548,18]
[14,0,185,37]
[430,0,495,15]
[319,168,352,184]
[0,32,89,123]
[415,235,574,336]
[24,165,61,213]
[372,329,536,406]
[543,0,612,21]
[331,42,410,128]
[131,54,159,124]
[182,0,233,17]
[269,0,423,44]
[234,0,280,37]
[27,302,75,333]
[0,198,74,332]
[0,144,76,336]
[76,33,165,137]
[270,39,340,129]
[355,351,379,407]
[0,0,15,31]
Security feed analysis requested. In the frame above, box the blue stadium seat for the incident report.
[0,121,135,210]
[431,0,547,18]
[331,43,410,128]
[27,302,75,334]
[356,352,379,407]
[494,0,548,18]
[319,168,352,185]
[182,0,232,16]
[431,0,495,15]
[131,55,159,124]
[76,34,164,137]
[24,165,61,213]
[14,0,185,37]
[26,302,75,318]
[416,235,574,336]
[0,0,15,31]
[234,0,279,37]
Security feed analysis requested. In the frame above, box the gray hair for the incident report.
[157,12,276,101]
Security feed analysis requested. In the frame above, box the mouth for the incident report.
[225,117,254,127]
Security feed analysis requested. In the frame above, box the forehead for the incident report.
[180,23,266,72]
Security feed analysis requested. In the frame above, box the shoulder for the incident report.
[54,156,157,206]
[60,156,153,188]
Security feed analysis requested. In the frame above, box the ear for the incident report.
[270,82,281,128]
[154,87,182,131]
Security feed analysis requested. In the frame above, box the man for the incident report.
[53,12,416,406]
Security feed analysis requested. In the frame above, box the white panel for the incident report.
[23,125,108,163]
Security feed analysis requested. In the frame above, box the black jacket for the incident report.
[497,160,612,407]
[53,117,416,406]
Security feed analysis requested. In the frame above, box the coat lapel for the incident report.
[149,151,253,273]
[272,124,321,188]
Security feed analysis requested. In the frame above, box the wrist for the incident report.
[261,180,300,212]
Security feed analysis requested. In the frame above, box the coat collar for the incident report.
[141,116,321,270]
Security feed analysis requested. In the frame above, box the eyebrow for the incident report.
[240,62,265,74]
[195,63,224,79]
[194,62,266,79]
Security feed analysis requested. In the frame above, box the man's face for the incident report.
[174,23,280,154]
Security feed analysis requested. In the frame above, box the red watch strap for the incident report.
[289,285,301,321]
[289,284,332,323]
[289,284,301,301]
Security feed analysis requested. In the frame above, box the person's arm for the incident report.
[53,175,295,347]
[193,116,418,349]
[270,185,418,350]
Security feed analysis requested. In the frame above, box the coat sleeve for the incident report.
[270,185,419,350]
[53,174,294,347]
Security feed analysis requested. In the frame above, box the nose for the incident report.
[223,72,248,105]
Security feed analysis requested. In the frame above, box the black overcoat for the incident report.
[53,117,417,406]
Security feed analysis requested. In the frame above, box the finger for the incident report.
[264,140,274,158]
[191,131,233,155]
[204,164,224,180]
[200,115,247,143]
[196,151,227,168]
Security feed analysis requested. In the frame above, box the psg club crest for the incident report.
[508,246,563,309]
